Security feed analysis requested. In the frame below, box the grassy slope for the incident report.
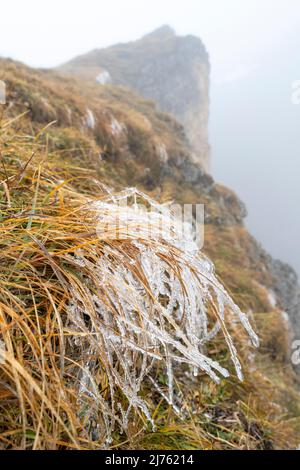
[0,58,299,449]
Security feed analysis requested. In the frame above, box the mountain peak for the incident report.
[142,25,176,40]
[57,26,210,170]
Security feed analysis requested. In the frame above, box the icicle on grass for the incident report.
[65,188,259,442]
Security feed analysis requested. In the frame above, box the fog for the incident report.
[1,0,299,274]
[211,28,300,275]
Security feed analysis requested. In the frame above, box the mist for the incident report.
[211,28,300,275]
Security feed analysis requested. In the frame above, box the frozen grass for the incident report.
[0,115,262,449]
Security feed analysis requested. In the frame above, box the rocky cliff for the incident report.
[58,25,211,172]
[266,257,300,372]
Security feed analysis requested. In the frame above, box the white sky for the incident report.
[0,0,300,81]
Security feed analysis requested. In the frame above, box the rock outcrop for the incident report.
[57,25,211,172]
[266,257,300,370]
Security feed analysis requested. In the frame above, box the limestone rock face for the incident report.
[58,26,211,171]
[266,257,300,371]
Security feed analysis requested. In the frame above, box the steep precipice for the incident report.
[58,25,211,171]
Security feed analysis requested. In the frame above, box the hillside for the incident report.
[0,58,300,450]
[57,26,211,172]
